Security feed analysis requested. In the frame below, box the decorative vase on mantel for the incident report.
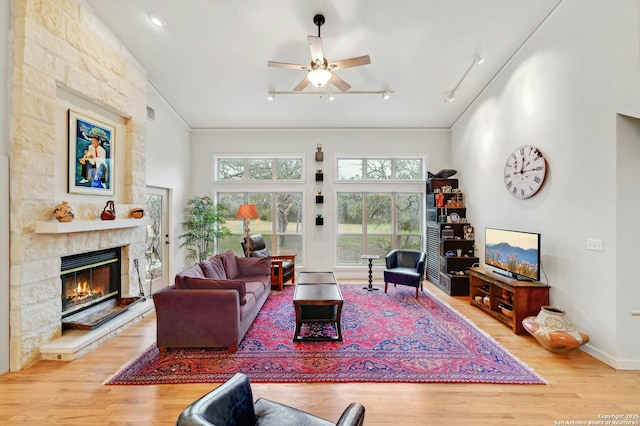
[522,306,590,354]
[100,200,116,220]
[53,201,74,223]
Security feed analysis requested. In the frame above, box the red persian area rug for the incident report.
[105,285,546,385]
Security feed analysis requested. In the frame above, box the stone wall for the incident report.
[9,0,148,370]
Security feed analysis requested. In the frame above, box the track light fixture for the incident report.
[445,53,484,103]
[266,90,393,99]
[446,91,456,103]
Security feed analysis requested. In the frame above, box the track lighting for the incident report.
[266,90,393,99]
[148,13,166,28]
[445,53,484,103]
[446,91,456,103]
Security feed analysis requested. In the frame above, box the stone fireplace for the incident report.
[8,0,151,370]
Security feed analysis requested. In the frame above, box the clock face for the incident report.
[504,145,547,199]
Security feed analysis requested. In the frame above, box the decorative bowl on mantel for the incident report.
[130,208,144,219]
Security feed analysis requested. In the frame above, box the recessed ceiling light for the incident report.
[148,13,166,28]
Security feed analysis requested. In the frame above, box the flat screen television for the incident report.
[484,227,541,281]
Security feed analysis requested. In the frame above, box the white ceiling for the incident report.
[86,0,562,129]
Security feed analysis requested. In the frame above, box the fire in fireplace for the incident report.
[61,248,121,318]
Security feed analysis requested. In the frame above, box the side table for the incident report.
[361,254,380,291]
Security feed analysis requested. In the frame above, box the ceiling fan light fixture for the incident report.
[148,13,166,28]
[307,69,331,87]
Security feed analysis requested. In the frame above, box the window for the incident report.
[218,157,302,181]
[337,192,422,265]
[337,158,422,181]
[336,156,424,266]
[216,156,304,260]
[217,191,303,262]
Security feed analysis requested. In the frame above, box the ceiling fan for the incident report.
[268,14,371,92]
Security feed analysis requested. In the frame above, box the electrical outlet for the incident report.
[586,238,604,251]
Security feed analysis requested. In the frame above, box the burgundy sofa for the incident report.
[153,250,271,352]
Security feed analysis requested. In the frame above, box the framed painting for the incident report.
[68,110,115,195]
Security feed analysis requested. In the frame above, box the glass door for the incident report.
[145,186,171,294]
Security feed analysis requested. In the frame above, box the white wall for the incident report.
[0,0,10,374]
[190,129,450,274]
[451,0,640,368]
[145,85,192,274]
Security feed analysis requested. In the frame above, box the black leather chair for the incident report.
[383,249,427,299]
[241,234,295,291]
[176,372,365,426]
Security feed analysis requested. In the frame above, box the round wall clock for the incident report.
[503,145,547,199]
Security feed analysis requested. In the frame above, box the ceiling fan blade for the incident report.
[293,76,311,91]
[268,61,309,71]
[329,73,351,92]
[329,55,371,70]
[308,36,325,65]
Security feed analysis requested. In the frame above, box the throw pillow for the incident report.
[209,255,227,278]
[199,256,227,279]
[220,249,239,279]
[182,276,247,305]
[199,261,218,279]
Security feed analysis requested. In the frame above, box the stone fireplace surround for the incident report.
[9,0,151,370]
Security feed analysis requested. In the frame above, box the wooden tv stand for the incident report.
[469,267,550,334]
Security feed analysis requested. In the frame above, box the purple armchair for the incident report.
[383,249,427,299]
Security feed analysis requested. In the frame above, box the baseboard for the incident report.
[579,343,640,370]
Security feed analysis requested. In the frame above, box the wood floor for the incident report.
[1,280,639,425]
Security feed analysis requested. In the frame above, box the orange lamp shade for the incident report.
[236,204,259,219]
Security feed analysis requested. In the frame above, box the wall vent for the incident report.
[146,106,156,121]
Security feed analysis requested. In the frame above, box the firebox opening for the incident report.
[61,247,121,319]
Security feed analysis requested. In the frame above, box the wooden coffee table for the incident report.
[293,272,343,342]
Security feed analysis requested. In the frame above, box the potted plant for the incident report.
[179,196,232,262]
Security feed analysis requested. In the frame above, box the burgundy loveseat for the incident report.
[153,250,271,353]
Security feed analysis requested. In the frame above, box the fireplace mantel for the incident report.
[35,218,153,234]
